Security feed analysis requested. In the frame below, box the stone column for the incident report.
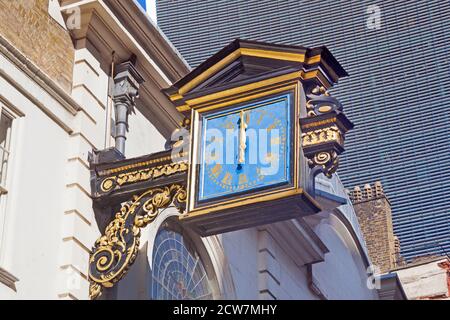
[112,60,144,156]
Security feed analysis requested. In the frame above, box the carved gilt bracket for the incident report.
[300,86,354,178]
[89,184,187,300]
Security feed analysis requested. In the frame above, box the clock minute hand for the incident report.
[238,110,248,164]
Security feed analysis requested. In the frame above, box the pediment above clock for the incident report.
[185,55,298,93]
[163,39,348,113]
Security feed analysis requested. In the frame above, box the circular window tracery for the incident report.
[150,225,214,300]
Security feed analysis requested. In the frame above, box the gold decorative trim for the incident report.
[300,85,353,178]
[100,178,115,192]
[186,71,301,107]
[310,151,339,178]
[240,47,306,63]
[178,49,241,96]
[98,154,188,177]
[196,83,298,115]
[175,69,327,113]
[169,93,183,101]
[176,105,191,112]
[176,83,296,113]
[89,185,187,300]
[301,118,337,129]
[170,48,322,103]
[182,188,309,219]
[186,83,302,215]
[301,126,343,147]
[306,55,321,64]
[100,162,188,192]
[99,156,172,176]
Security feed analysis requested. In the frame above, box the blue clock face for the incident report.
[197,93,293,202]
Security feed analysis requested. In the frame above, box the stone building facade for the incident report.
[0,0,402,300]
[349,182,449,300]
[0,0,74,91]
[393,257,449,300]
[0,0,186,299]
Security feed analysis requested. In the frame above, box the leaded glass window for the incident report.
[150,227,214,300]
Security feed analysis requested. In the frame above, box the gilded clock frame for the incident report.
[197,94,291,201]
[184,80,304,219]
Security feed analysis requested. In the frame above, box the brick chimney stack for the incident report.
[348,181,402,273]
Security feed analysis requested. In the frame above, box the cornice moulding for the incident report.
[260,218,329,268]
[0,267,19,292]
[0,35,81,116]
[59,0,188,138]
[107,0,190,81]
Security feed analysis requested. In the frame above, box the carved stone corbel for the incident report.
[88,184,187,300]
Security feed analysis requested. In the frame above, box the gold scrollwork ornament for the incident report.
[100,178,115,192]
[308,151,339,178]
[99,162,188,193]
[88,184,187,299]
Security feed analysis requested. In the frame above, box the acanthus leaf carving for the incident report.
[100,162,188,193]
[88,184,187,300]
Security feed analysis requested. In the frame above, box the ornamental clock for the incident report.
[198,93,292,202]
[88,39,353,299]
[163,39,353,236]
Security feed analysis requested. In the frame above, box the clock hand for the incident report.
[238,110,248,165]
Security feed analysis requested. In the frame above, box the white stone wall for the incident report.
[0,35,168,299]
[57,45,108,300]
[127,107,166,158]
[312,216,378,300]
[0,73,69,298]
[119,213,379,300]
[256,229,316,299]
[396,258,448,300]
[220,229,260,299]
[218,222,377,300]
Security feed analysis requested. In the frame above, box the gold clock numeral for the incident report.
[238,173,248,185]
[267,119,282,133]
[267,123,276,133]
[256,167,265,181]
[222,172,233,185]
[223,120,235,130]
[211,164,222,178]
[256,110,267,125]
[265,152,276,162]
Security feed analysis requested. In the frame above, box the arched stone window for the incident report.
[150,220,218,300]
